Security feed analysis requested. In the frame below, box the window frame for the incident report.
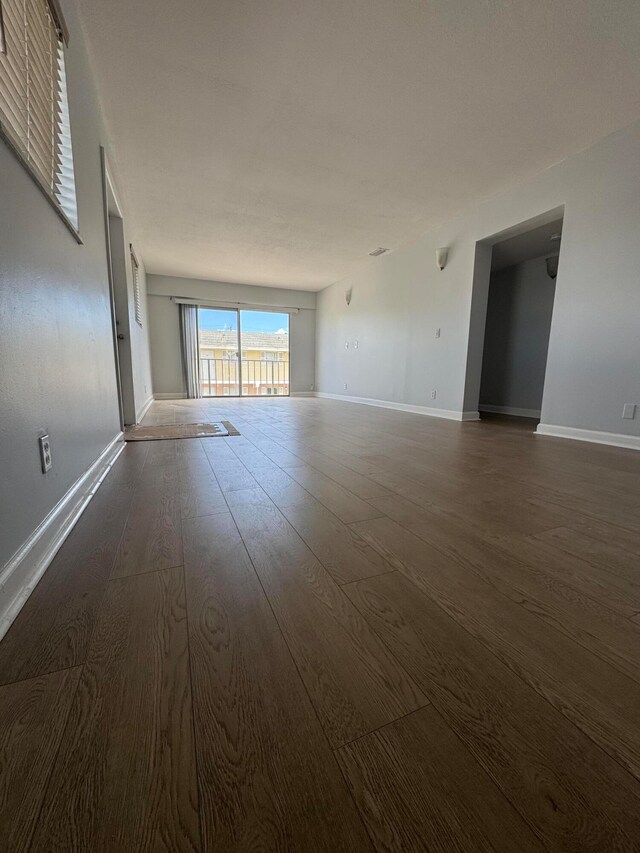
[0,2,6,55]
[130,244,143,327]
[0,0,81,242]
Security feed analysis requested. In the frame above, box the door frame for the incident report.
[462,205,565,419]
[100,148,137,425]
[100,147,124,430]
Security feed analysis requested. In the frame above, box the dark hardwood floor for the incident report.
[1,398,640,851]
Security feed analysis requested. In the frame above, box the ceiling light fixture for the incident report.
[369,247,388,256]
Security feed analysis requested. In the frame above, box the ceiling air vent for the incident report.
[369,247,388,257]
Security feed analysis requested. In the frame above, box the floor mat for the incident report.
[124,420,240,441]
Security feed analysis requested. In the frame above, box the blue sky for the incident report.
[198,308,288,334]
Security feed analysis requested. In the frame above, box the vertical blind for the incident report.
[0,0,78,229]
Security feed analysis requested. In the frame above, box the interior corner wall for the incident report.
[0,0,150,570]
[146,274,317,397]
[316,119,640,439]
[479,256,556,415]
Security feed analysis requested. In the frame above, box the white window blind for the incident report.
[0,0,78,231]
[130,245,142,326]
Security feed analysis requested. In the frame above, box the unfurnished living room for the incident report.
[2,1,640,851]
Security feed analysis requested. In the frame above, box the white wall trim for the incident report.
[154,392,187,400]
[136,394,154,422]
[0,433,125,641]
[480,404,541,418]
[314,391,478,421]
[291,391,316,397]
[537,423,640,451]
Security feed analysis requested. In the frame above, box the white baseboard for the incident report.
[154,392,187,400]
[136,395,154,422]
[291,391,316,397]
[537,423,640,451]
[0,433,125,641]
[480,404,541,418]
[314,391,478,422]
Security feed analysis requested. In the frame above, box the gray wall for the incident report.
[147,275,316,396]
[316,119,640,438]
[479,257,556,415]
[0,0,151,570]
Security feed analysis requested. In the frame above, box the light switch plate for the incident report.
[622,403,636,420]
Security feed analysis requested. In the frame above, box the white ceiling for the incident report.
[78,0,640,291]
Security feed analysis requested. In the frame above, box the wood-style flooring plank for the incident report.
[177,472,228,518]
[213,461,259,493]
[344,571,640,852]
[289,449,392,500]
[352,515,640,780]
[104,441,149,485]
[367,492,640,685]
[250,466,312,508]
[31,567,200,852]
[280,499,394,584]
[282,464,383,523]
[226,490,426,747]
[112,486,182,578]
[183,514,372,852]
[337,704,543,852]
[534,525,640,585]
[0,667,81,852]
[0,482,133,684]
[502,534,640,617]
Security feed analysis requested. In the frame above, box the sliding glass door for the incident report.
[239,310,289,397]
[198,308,240,396]
[197,308,290,397]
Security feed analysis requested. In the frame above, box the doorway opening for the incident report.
[101,149,137,427]
[197,308,290,397]
[463,207,564,428]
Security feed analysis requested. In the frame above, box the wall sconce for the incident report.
[436,247,449,271]
[345,288,352,306]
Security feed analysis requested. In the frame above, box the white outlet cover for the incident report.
[622,403,636,419]
[39,434,52,473]
[354,340,359,349]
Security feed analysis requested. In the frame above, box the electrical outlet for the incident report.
[345,341,349,349]
[622,403,637,420]
[344,382,348,390]
[435,328,441,339]
[39,434,52,473]
[310,383,314,391]
[354,340,359,349]
[431,389,437,400]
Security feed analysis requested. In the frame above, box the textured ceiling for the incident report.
[78,0,640,290]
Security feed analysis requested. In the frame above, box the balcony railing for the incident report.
[199,358,289,397]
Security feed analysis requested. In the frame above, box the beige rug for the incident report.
[124,421,240,441]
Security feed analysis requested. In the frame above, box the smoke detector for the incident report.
[369,247,388,257]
